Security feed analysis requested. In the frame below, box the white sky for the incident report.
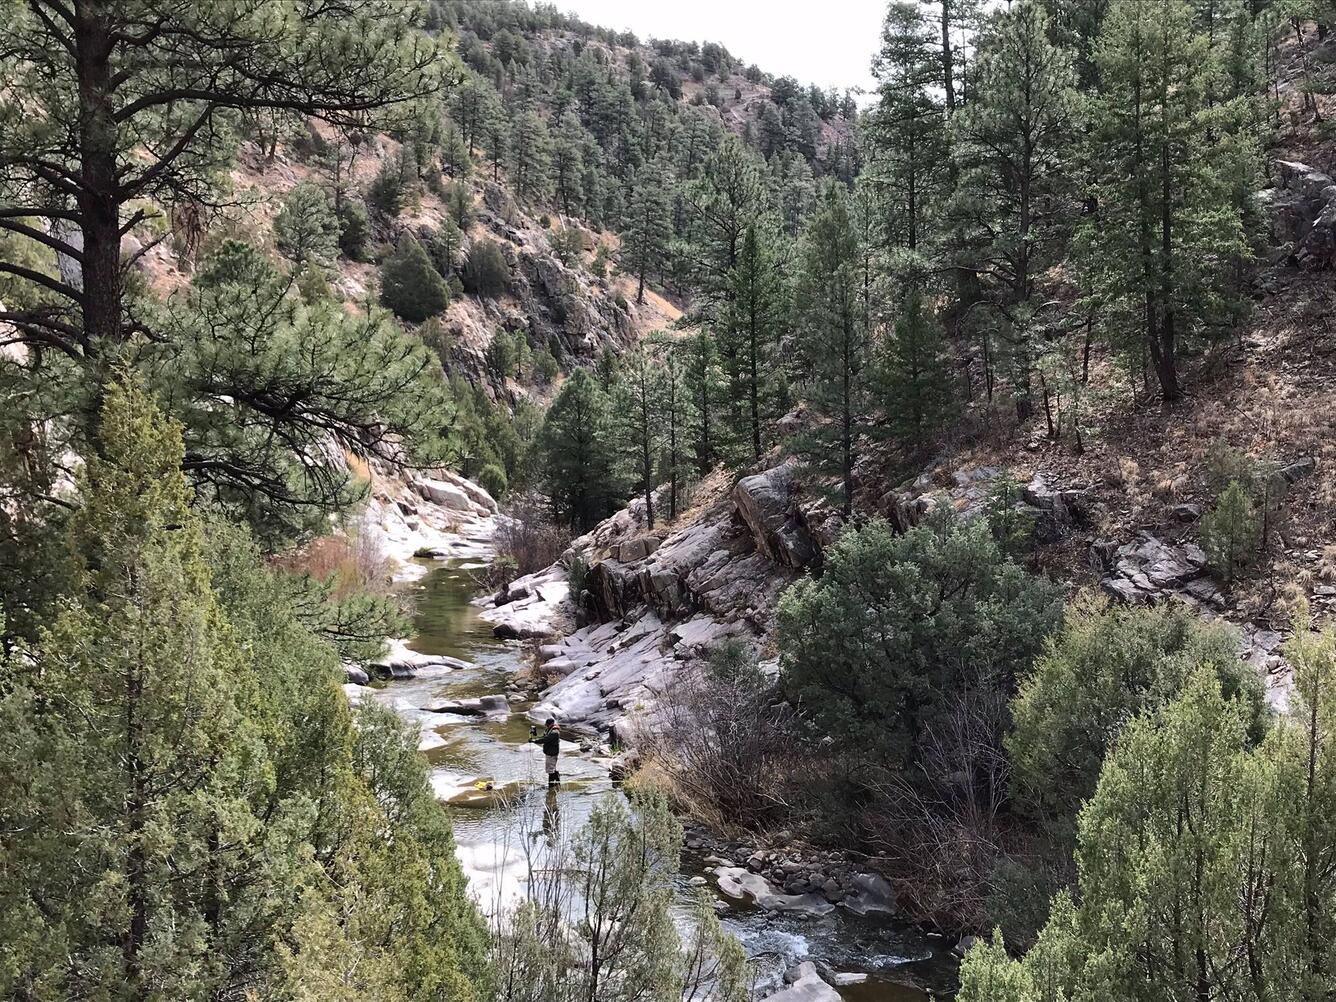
[555,0,886,97]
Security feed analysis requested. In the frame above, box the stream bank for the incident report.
[364,559,959,1000]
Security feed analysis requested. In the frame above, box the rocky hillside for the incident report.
[482,27,1336,746]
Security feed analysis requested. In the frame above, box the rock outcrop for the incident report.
[714,866,835,916]
[1095,532,1215,606]
[496,463,827,738]
[367,638,474,679]
[1263,159,1336,269]
[731,464,821,569]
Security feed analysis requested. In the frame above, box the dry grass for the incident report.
[277,516,393,595]
[1318,544,1336,583]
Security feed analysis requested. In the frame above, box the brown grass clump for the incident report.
[277,518,392,595]
[1318,545,1336,584]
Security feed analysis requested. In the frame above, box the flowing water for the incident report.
[375,560,959,1000]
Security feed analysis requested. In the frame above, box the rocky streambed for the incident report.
[349,557,960,1000]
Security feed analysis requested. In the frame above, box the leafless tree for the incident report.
[641,642,799,831]
[863,683,1012,928]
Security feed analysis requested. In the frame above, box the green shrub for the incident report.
[419,317,454,366]
[463,238,510,298]
[777,512,1064,769]
[551,226,584,266]
[1201,479,1261,584]
[486,330,516,379]
[1009,593,1262,835]
[379,235,449,323]
[564,552,589,596]
[367,158,405,219]
[274,182,339,268]
[337,199,371,261]
[478,462,508,499]
[442,180,474,230]
[193,239,278,290]
[533,347,560,384]
[984,475,1035,559]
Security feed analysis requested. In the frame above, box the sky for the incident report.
[554,0,886,98]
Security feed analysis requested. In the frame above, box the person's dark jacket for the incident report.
[532,727,561,757]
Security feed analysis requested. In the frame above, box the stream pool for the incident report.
[375,560,959,1000]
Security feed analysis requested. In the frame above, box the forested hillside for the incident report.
[1,0,1336,1000]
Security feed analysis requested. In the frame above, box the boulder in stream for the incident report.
[423,694,510,717]
[762,967,840,1002]
[715,866,835,917]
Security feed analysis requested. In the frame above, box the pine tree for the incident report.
[510,108,553,204]
[922,0,986,113]
[656,337,694,521]
[552,107,589,216]
[877,289,953,452]
[613,348,663,529]
[380,234,451,322]
[442,120,472,177]
[1039,0,1112,87]
[0,0,441,360]
[537,369,621,530]
[682,332,726,477]
[865,2,950,253]
[686,136,768,322]
[950,1,1079,405]
[1268,605,1336,996]
[485,111,511,184]
[0,382,482,999]
[275,181,341,269]
[0,381,261,995]
[723,221,788,461]
[1083,0,1254,401]
[792,182,868,516]
[623,158,673,304]
[452,74,499,156]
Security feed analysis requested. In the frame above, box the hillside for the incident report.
[4,1,1336,1001]
[476,0,1336,956]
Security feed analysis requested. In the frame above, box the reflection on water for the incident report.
[406,560,498,660]
[382,560,956,1001]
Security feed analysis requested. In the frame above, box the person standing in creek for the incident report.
[530,718,562,786]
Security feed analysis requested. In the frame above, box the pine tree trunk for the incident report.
[122,645,147,988]
[74,7,122,356]
[749,317,761,461]
[841,324,854,517]
[1156,138,1181,402]
[641,384,654,529]
[940,0,957,115]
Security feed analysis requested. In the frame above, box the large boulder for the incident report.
[732,465,821,569]
[423,694,510,717]
[415,477,476,513]
[842,871,898,916]
[761,969,841,1002]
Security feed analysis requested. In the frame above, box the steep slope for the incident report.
[483,22,1336,746]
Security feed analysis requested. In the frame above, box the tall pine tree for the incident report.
[1083,0,1254,401]
[792,182,869,516]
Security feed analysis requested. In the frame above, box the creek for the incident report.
[374,559,960,1000]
